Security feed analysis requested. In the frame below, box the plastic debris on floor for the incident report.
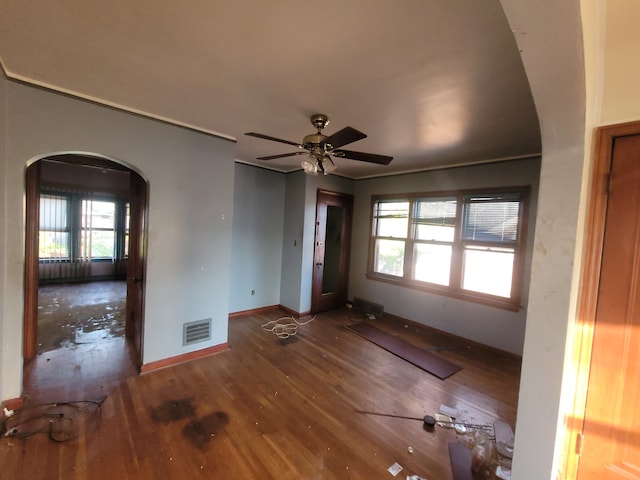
[387,462,403,476]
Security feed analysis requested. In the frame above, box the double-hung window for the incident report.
[38,193,128,263]
[39,194,70,260]
[411,197,457,286]
[460,192,522,298]
[369,187,529,309]
[81,199,116,259]
[371,200,409,277]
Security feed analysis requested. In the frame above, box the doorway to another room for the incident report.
[23,154,147,394]
[311,190,353,313]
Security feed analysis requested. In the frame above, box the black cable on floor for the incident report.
[1,395,107,442]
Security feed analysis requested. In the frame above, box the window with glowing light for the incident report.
[39,192,130,262]
[39,194,70,259]
[368,188,529,310]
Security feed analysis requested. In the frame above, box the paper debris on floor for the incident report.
[387,462,403,476]
[439,404,457,418]
[434,413,454,427]
[494,420,515,458]
[495,465,512,479]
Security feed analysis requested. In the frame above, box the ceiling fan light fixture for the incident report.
[301,157,318,175]
[321,155,336,174]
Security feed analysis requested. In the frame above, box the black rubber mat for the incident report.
[347,322,462,379]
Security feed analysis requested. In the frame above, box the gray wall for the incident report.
[279,171,307,312]
[229,164,285,312]
[350,157,541,355]
[276,172,356,314]
[0,78,235,400]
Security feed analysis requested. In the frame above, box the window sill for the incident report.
[365,272,522,312]
[39,258,120,264]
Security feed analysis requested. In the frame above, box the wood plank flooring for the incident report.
[3,308,520,479]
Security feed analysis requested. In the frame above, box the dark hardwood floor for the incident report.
[3,308,520,479]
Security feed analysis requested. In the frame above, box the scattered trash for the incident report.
[495,465,512,480]
[3,408,15,418]
[407,446,414,454]
[423,415,436,431]
[435,413,454,427]
[494,420,515,459]
[406,476,427,480]
[434,413,493,435]
[454,424,468,435]
[387,462,403,476]
[355,409,491,435]
[439,404,457,418]
[471,431,496,479]
[432,414,493,434]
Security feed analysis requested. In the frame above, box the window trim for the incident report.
[367,186,530,311]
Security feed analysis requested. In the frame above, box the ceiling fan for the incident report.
[245,114,393,175]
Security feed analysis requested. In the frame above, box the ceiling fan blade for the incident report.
[245,132,302,148]
[334,149,393,165]
[257,151,308,160]
[323,127,367,149]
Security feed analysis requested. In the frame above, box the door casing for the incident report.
[563,120,640,479]
[126,171,147,367]
[311,190,353,314]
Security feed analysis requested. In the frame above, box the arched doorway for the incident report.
[24,154,147,372]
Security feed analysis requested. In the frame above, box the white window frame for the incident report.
[368,187,530,310]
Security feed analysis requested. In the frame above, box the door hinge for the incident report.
[606,172,613,195]
[575,433,584,456]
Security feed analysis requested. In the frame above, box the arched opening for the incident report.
[23,153,148,381]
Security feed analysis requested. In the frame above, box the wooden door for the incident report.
[311,190,353,313]
[126,171,147,368]
[23,162,41,360]
[577,133,640,478]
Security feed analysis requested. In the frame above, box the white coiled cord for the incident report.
[261,315,315,339]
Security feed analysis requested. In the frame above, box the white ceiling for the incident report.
[0,0,541,179]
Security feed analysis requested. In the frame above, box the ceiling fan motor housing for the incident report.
[305,114,331,152]
[303,133,329,151]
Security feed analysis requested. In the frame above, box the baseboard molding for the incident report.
[229,305,311,320]
[278,305,311,319]
[1,397,24,411]
[228,305,281,318]
[140,342,229,374]
[383,312,522,361]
